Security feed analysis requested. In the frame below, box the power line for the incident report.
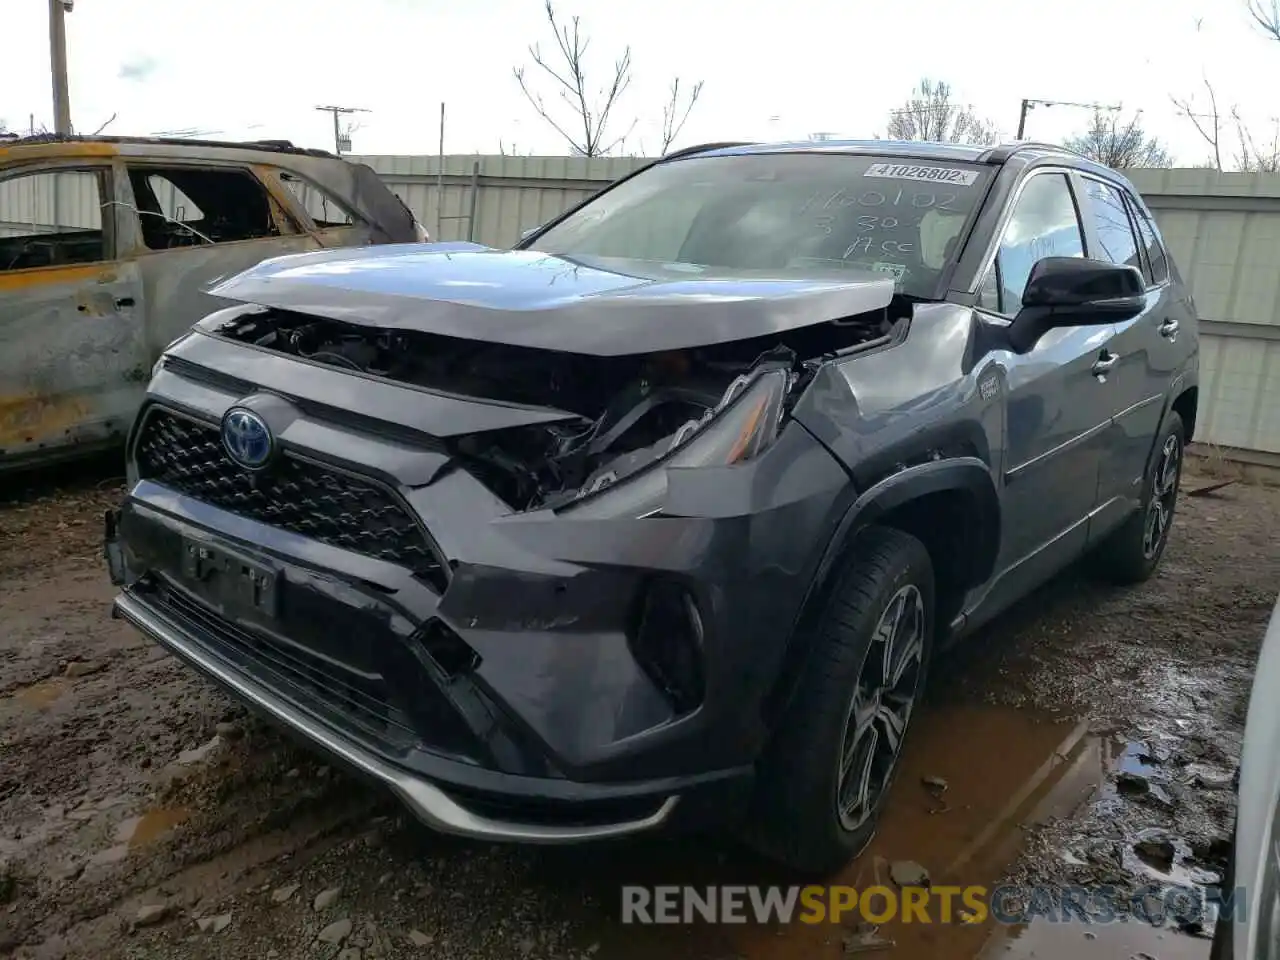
[314,105,370,154]
[1018,98,1121,139]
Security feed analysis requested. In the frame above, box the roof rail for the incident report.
[980,140,1081,163]
[659,141,757,161]
[0,133,335,158]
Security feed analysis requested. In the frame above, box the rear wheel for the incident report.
[1094,412,1185,584]
[747,527,934,875]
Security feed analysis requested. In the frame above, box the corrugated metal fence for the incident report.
[1126,168,1280,462]
[3,153,1278,460]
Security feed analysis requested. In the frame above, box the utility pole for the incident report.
[49,0,73,134]
[1016,98,1122,140]
[314,105,369,154]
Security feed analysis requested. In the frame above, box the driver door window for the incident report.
[978,173,1086,316]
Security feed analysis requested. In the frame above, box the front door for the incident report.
[974,170,1117,604]
[0,162,147,464]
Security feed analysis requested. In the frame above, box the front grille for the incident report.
[135,408,447,590]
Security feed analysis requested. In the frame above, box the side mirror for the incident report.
[1008,257,1146,352]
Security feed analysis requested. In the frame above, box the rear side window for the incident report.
[1083,179,1143,273]
[1131,204,1169,285]
[126,165,283,249]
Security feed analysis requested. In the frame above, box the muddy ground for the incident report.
[1,457,1277,960]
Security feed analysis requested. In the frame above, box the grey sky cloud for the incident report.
[117,56,158,82]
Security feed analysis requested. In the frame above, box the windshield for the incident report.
[526,153,993,299]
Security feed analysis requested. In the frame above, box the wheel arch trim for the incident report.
[763,457,1000,722]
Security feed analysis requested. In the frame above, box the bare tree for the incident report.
[513,0,633,156]
[660,78,703,155]
[1233,109,1280,172]
[1248,0,1280,39]
[1172,72,1280,171]
[514,1,703,157]
[1171,76,1223,170]
[884,79,997,145]
[1063,110,1173,169]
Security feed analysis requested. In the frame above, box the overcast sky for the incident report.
[3,0,1278,165]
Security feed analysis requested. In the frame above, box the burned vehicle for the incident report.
[105,140,1199,873]
[0,135,425,471]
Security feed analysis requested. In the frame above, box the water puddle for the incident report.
[542,701,1214,960]
[14,677,67,709]
[982,916,1210,959]
[115,807,189,848]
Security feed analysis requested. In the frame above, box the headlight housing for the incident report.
[558,366,792,519]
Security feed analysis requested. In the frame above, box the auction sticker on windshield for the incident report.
[864,163,979,185]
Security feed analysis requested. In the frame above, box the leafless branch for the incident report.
[512,0,632,156]
[1248,0,1280,40]
[660,78,704,154]
[514,0,699,157]
[1232,107,1280,172]
[1170,74,1222,170]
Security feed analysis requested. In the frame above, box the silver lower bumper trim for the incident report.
[113,592,679,843]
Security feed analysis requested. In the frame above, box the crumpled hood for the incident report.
[208,242,895,356]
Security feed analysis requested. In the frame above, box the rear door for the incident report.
[974,170,1117,595]
[1076,175,1178,537]
[0,161,147,464]
[123,161,320,361]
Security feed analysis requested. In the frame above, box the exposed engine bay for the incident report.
[214,303,909,510]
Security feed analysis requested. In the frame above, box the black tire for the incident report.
[746,526,935,876]
[1093,411,1185,584]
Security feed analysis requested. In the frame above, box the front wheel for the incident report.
[1093,411,1185,584]
[746,526,934,875]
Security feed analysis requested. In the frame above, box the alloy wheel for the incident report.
[1142,433,1182,560]
[835,584,926,831]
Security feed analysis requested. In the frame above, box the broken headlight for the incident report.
[559,366,792,518]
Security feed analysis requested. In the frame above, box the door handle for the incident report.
[115,297,136,309]
[1092,352,1119,379]
[1159,318,1179,340]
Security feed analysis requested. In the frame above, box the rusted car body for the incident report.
[0,135,425,470]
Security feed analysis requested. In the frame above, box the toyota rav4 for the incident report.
[104,140,1199,873]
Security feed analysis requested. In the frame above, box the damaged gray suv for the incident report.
[105,140,1199,873]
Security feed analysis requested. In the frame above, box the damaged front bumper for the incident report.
[105,503,757,842]
[103,358,853,844]
[110,583,683,842]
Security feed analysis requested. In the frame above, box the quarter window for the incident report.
[1083,179,1142,273]
[0,169,109,271]
[279,171,361,228]
[980,173,1085,315]
[1131,203,1169,285]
